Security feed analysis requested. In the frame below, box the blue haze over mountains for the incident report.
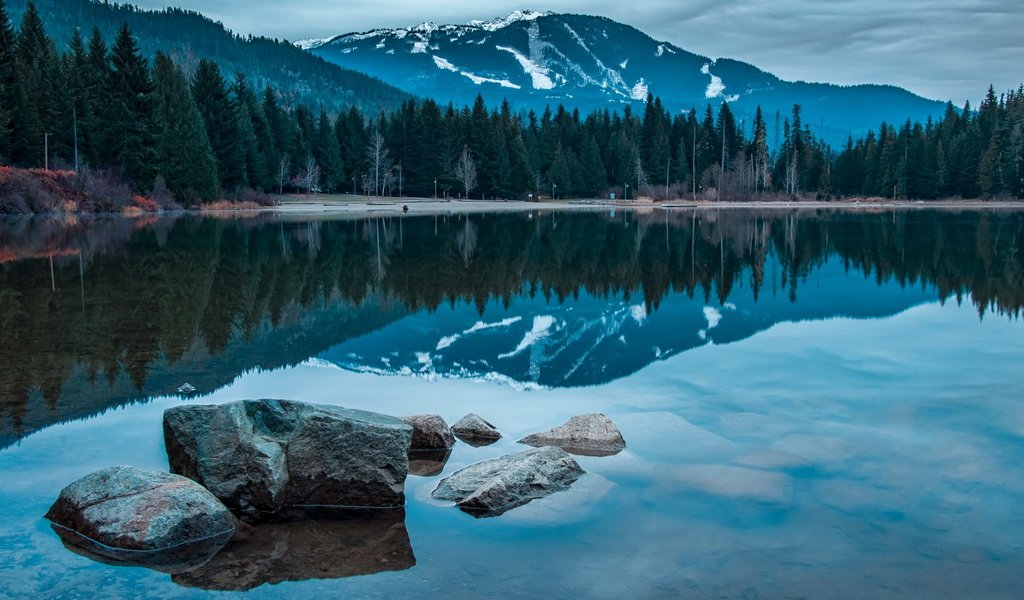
[306,11,947,147]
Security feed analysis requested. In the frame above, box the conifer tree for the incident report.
[152,52,218,204]
[192,59,245,190]
[104,23,157,187]
[0,0,16,163]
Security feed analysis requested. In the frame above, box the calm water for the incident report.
[1,209,1023,599]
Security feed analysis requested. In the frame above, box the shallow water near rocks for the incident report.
[1,209,1023,599]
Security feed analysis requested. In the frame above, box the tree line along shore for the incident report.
[1,1,1022,214]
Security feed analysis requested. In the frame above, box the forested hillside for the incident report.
[5,0,409,113]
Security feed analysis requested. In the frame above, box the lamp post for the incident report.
[552,182,557,200]
[434,178,437,199]
[625,183,630,201]
[44,133,52,171]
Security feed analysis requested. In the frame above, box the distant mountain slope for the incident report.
[308,11,945,146]
[7,0,411,113]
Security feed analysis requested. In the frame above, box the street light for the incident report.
[624,183,630,201]
[434,178,437,199]
[552,182,557,200]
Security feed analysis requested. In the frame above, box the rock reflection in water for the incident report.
[408,448,453,477]
[172,508,415,591]
[51,524,233,575]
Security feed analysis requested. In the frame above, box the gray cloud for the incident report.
[132,0,1023,104]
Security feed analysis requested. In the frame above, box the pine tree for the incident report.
[152,52,219,204]
[10,2,53,167]
[0,0,16,163]
[192,59,245,190]
[313,108,342,192]
[104,23,157,187]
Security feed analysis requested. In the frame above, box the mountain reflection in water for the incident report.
[1,209,1021,448]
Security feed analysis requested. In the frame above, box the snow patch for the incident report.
[436,316,523,350]
[619,59,629,69]
[496,45,554,90]
[301,357,344,371]
[630,78,649,100]
[294,37,335,50]
[432,55,458,72]
[630,304,647,324]
[702,62,737,102]
[704,306,723,329]
[432,55,521,89]
[470,10,552,32]
[499,315,556,359]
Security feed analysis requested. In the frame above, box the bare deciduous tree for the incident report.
[366,129,391,197]
[300,155,320,195]
[454,145,477,199]
[278,154,290,194]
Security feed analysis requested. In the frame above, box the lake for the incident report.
[1,208,1023,599]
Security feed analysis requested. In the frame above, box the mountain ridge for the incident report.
[306,11,946,147]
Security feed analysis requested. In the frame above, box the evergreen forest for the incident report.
[1,1,1022,208]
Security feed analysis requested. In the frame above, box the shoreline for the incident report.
[259,194,1024,216]
[5,195,1024,220]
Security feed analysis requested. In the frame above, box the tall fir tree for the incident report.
[104,23,157,187]
[152,52,219,204]
[192,59,246,190]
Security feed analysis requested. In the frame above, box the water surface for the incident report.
[1,209,1022,599]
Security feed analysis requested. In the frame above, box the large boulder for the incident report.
[431,446,585,517]
[172,508,415,591]
[450,413,502,446]
[164,400,413,513]
[45,466,236,573]
[400,414,456,450]
[518,413,626,456]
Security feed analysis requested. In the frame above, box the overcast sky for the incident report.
[133,0,1023,104]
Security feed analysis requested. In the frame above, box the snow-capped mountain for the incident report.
[304,12,944,146]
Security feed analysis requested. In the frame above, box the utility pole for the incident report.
[44,133,52,171]
[666,154,670,201]
[718,121,726,202]
[73,108,79,172]
[692,117,697,201]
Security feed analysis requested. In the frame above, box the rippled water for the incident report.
[1,209,1023,599]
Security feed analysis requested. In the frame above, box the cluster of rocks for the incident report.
[44,399,625,583]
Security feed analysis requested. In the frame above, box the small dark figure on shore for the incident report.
[403,205,409,213]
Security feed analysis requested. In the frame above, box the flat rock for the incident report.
[164,399,412,513]
[432,446,585,517]
[518,413,626,456]
[400,414,456,450]
[450,413,502,446]
[172,508,414,590]
[45,466,236,574]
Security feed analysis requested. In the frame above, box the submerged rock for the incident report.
[164,400,412,513]
[45,466,236,574]
[172,508,415,591]
[407,448,453,477]
[450,413,502,446]
[518,413,626,456]
[400,414,456,450]
[432,446,585,517]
